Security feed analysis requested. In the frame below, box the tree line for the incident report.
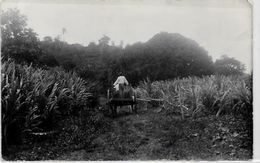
[1,8,246,94]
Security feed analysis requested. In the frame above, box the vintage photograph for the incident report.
[1,0,253,160]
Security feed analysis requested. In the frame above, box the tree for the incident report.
[122,32,214,84]
[43,36,53,42]
[1,8,41,64]
[98,35,110,46]
[38,36,59,67]
[214,55,245,75]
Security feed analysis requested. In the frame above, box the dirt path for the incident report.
[57,106,252,161]
[57,106,177,160]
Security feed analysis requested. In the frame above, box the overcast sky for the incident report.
[2,0,252,72]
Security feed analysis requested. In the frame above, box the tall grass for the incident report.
[136,75,252,118]
[1,60,92,146]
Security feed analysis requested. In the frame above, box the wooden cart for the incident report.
[107,87,137,117]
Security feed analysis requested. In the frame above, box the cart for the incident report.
[107,86,137,117]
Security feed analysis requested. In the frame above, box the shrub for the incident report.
[1,60,92,147]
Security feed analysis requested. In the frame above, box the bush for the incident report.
[1,60,92,147]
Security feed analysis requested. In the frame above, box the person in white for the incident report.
[113,74,129,91]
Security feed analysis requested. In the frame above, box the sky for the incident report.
[1,0,252,72]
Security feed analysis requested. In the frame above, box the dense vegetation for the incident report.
[1,8,252,160]
[1,60,93,149]
[136,75,252,118]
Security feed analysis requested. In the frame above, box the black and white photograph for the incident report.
[1,0,255,161]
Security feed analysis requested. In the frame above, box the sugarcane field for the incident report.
[1,0,253,161]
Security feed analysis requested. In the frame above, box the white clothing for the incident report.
[113,76,129,91]
[114,84,119,91]
[113,76,129,86]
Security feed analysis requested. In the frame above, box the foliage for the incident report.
[1,8,42,64]
[1,60,92,147]
[37,32,215,88]
[214,55,245,75]
[123,32,214,84]
[136,75,252,119]
[1,9,247,93]
[1,8,252,161]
